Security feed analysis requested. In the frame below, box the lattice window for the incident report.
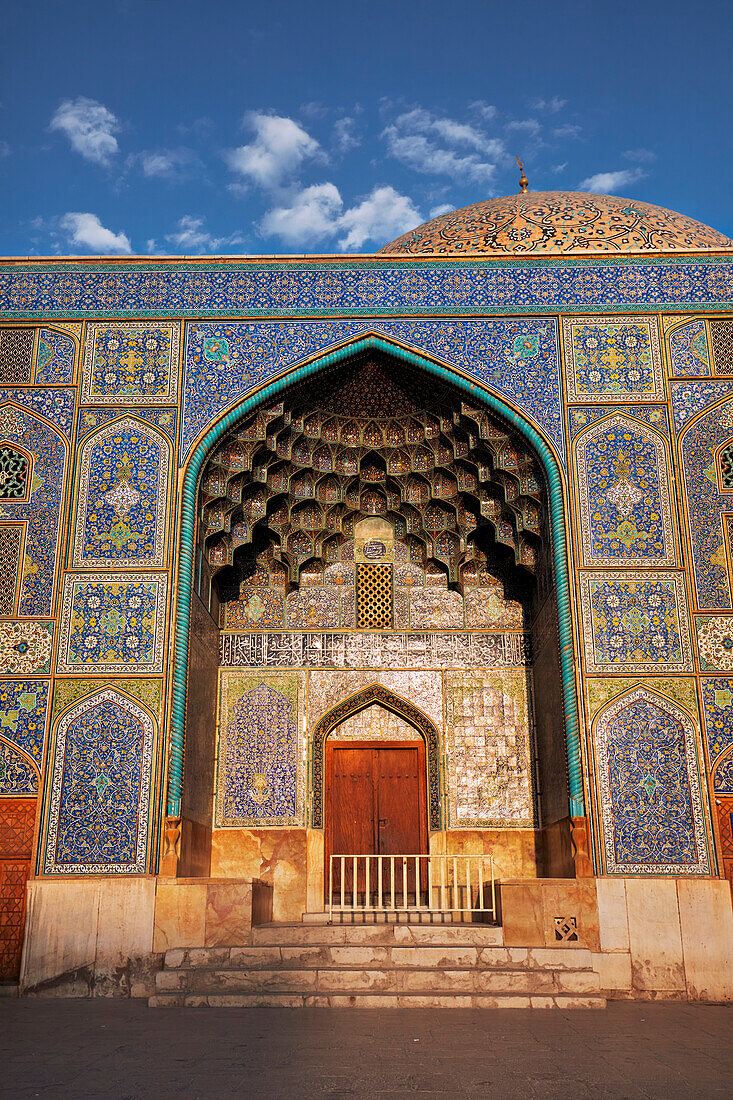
[356,563,393,629]
[0,525,23,616]
[0,328,34,384]
[554,916,579,942]
[0,447,29,499]
[720,443,733,491]
[710,320,733,375]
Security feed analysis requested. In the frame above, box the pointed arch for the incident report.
[168,333,582,824]
[72,415,171,568]
[43,688,156,874]
[591,686,711,875]
[574,412,677,567]
[309,682,443,830]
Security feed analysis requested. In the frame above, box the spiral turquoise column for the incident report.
[167,335,584,820]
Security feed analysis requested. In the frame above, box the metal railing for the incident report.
[328,853,496,922]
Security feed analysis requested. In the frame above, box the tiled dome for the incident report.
[379,191,732,255]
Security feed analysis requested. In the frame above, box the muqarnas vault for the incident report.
[1,189,733,1001]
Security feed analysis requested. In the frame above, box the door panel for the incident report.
[325,740,427,903]
[376,747,422,855]
[330,747,375,856]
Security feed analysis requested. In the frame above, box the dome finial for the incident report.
[515,155,529,193]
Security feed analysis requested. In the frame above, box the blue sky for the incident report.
[2,0,732,256]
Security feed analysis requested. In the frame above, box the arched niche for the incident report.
[166,334,582,883]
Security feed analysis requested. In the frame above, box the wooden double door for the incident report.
[325,741,427,902]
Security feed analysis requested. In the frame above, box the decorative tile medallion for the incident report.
[216,672,303,827]
[81,322,180,405]
[56,573,168,675]
[579,572,692,673]
[694,615,733,671]
[668,319,711,377]
[44,690,155,874]
[563,316,664,401]
[0,621,53,676]
[224,588,284,630]
[593,687,710,874]
[575,416,676,566]
[72,417,170,568]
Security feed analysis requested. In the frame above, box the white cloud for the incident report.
[551,162,568,174]
[135,148,198,179]
[0,141,9,158]
[469,100,497,122]
[225,112,321,188]
[333,116,359,153]
[260,183,343,246]
[507,119,541,136]
[530,96,567,113]
[623,148,656,164]
[578,167,646,194]
[429,203,454,218]
[50,97,121,165]
[338,186,422,250]
[554,123,582,140]
[60,212,132,253]
[382,108,504,184]
[259,183,422,251]
[164,215,245,254]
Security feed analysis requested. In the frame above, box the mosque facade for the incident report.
[1,190,733,1001]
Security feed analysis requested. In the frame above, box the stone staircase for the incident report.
[150,920,606,1008]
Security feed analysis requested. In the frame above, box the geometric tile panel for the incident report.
[72,417,170,568]
[43,690,155,874]
[81,321,180,405]
[579,571,693,674]
[0,621,53,676]
[710,319,733,375]
[444,669,535,829]
[575,415,676,566]
[563,316,664,402]
[0,525,23,617]
[216,672,304,827]
[0,328,34,384]
[668,319,711,377]
[593,687,710,874]
[56,573,168,675]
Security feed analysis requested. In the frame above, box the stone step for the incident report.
[250,922,504,947]
[150,991,607,1009]
[156,965,600,997]
[164,944,593,972]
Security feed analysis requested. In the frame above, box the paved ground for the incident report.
[1,999,731,1098]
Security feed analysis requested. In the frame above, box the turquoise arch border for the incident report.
[167,333,584,819]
